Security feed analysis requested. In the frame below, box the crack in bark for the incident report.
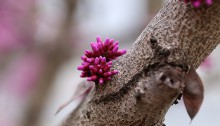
[130,116,147,126]
[93,62,186,104]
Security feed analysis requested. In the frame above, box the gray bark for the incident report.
[61,0,220,125]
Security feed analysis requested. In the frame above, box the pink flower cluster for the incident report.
[180,0,213,8]
[77,36,126,85]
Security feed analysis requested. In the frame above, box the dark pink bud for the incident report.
[113,41,119,47]
[81,56,87,61]
[85,50,93,57]
[89,65,93,69]
[206,0,212,5]
[107,72,112,76]
[99,78,104,84]
[108,51,114,56]
[109,39,114,46]
[112,45,119,53]
[180,0,212,8]
[101,57,106,63]
[98,69,103,74]
[97,64,101,68]
[89,65,98,73]
[87,77,92,81]
[118,49,127,55]
[104,38,110,47]
[104,65,110,72]
[103,72,109,77]
[94,57,99,65]
[107,77,111,80]
[99,56,102,62]
[96,36,101,42]
[77,66,85,70]
[192,0,201,8]
[80,72,87,77]
[91,44,98,52]
[91,75,97,80]
[107,61,112,65]
[86,58,94,63]
[101,58,106,67]
[81,62,89,65]
[112,70,119,75]
[97,43,103,50]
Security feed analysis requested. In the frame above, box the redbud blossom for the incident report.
[180,0,213,8]
[77,36,126,85]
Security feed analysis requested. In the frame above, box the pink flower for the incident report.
[2,53,43,97]
[0,0,36,53]
[77,36,126,85]
[180,0,213,8]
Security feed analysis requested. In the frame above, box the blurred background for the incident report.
[0,0,220,126]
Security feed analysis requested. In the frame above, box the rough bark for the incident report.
[62,0,220,126]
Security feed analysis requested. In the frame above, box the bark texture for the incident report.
[62,0,220,125]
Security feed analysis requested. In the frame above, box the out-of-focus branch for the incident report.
[23,0,77,126]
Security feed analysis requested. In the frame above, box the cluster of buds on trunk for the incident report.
[77,36,126,85]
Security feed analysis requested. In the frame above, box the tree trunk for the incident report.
[61,0,220,125]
